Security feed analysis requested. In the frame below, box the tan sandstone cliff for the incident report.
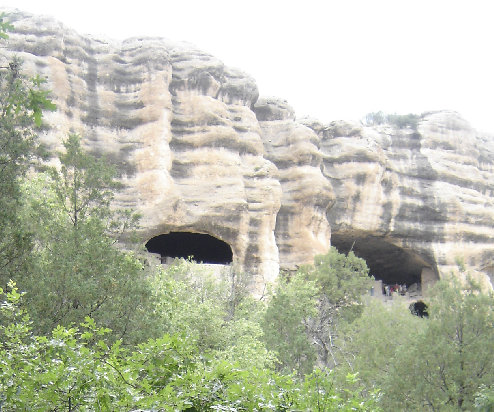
[2,9,493,292]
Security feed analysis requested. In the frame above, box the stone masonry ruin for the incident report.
[331,234,440,296]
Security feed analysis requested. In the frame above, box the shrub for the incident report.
[363,111,421,130]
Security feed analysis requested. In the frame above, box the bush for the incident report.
[344,279,494,411]
[262,247,372,374]
[363,111,421,130]
[0,282,381,411]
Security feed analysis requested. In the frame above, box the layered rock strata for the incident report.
[254,98,333,270]
[2,9,494,291]
[304,112,494,290]
[2,10,284,291]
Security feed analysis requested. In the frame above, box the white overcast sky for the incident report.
[2,0,494,133]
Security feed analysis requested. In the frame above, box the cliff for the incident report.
[306,113,494,291]
[2,9,493,292]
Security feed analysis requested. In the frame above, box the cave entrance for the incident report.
[145,232,233,265]
[409,301,429,317]
[331,234,438,296]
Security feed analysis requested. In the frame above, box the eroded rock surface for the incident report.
[254,98,333,270]
[2,9,494,291]
[304,112,494,290]
[1,9,285,291]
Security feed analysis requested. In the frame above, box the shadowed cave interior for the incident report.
[409,301,429,317]
[331,234,432,287]
[145,232,233,264]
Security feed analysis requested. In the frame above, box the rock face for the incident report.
[304,113,494,291]
[2,9,494,292]
[253,98,333,271]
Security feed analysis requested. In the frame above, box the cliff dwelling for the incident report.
[331,234,438,295]
[5,10,494,292]
[145,232,233,265]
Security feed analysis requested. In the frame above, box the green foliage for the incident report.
[0,283,124,410]
[151,259,277,370]
[307,247,372,321]
[50,133,122,227]
[342,297,426,388]
[0,13,56,285]
[475,385,494,411]
[0,283,380,411]
[20,135,151,342]
[301,247,371,368]
[0,52,55,286]
[157,260,233,351]
[0,12,14,39]
[363,110,387,126]
[299,370,381,412]
[262,247,372,374]
[386,113,420,129]
[262,271,319,375]
[363,110,421,129]
[345,279,494,411]
[388,279,494,411]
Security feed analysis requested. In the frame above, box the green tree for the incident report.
[1,282,380,411]
[342,297,426,390]
[0,282,126,410]
[21,134,152,343]
[150,259,277,370]
[262,271,319,375]
[345,279,494,411]
[475,385,494,411]
[0,12,14,39]
[362,110,420,129]
[383,279,494,411]
[0,13,56,286]
[50,133,122,229]
[263,247,371,375]
[304,247,372,368]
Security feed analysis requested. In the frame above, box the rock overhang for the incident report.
[2,9,494,292]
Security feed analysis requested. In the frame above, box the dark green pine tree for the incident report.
[0,13,56,288]
[23,134,153,343]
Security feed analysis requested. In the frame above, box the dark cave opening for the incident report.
[409,301,429,317]
[331,234,436,291]
[145,232,233,264]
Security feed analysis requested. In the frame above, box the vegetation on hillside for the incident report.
[0,13,56,289]
[362,111,421,130]
[341,277,494,411]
